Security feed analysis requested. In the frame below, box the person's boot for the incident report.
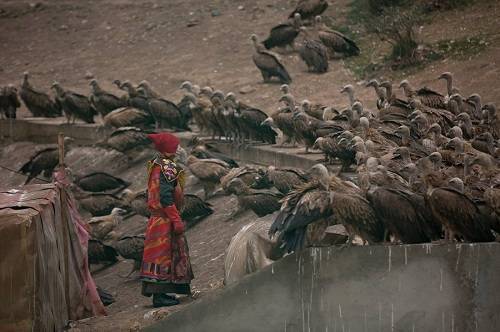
[153,293,179,308]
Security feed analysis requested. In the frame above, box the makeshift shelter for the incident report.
[0,170,105,332]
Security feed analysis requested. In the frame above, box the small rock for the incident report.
[81,19,88,24]
[239,85,256,95]
[187,19,199,27]
[106,25,112,30]
[59,24,68,31]
[144,308,169,321]
[211,9,221,17]
[238,5,244,10]
[30,2,43,9]
[84,71,94,79]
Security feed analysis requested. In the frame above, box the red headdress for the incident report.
[147,132,180,154]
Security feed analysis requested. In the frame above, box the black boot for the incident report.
[153,293,179,308]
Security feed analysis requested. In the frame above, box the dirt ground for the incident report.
[1,0,500,330]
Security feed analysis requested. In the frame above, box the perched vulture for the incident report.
[237,103,278,144]
[89,79,126,117]
[366,79,387,110]
[76,172,130,193]
[366,186,440,243]
[186,155,231,199]
[261,109,297,147]
[88,239,118,265]
[113,235,145,277]
[117,80,151,112]
[263,13,302,50]
[103,107,154,129]
[289,0,328,20]
[181,194,214,228]
[221,166,267,193]
[425,173,494,242]
[19,72,62,117]
[250,34,292,84]
[191,145,239,168]
[262,166,309,194]
[314,16,360,57]
[399,80,446,109]
[0,85,20,119]
[225,178,283,219]
[20,137,74,184]
[292,110,343,153]
[51,82,96,124]
[75,190,128,217]
[102,127,152,152]
[121,189,149,217]
[298,34,329,73]
[88,207,128,241]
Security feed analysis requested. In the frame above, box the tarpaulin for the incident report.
[0,168,106,332]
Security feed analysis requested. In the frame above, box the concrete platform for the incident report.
[145,243,500,332]
[1,118,338,171]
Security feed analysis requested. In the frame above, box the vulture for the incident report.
[76,172,130,193]
[225,178,283,219]
[75,190,128,217]
[191,145,239,168]
[117,80,150,112]
[138,81,189,130]
[20,137,74,184]
[399,80,446,109]
[366,79,387,110]
[101,127,152,152]
[186,155,231,199]
[237,103,278,144]
[51,82,97,124]
[221,166,267,193]
[121,189,149,217]
[263,13,302,50]
[438,72,459,100]
[289,0,328,20]
[0,85,20,119]
[292,109,343,153]
[424,172,494,242]
[103,107,154,129]
[482,103,499,139]
[314,16,360,57]
[19,72,62,118]
[113,235,145,277]
[262,166,309,194]
[88,207,128,241]
[250,34,292,84]
[298,32,329,73]
[366,185,440,243]
[88,239,118,265]
[261,108,297,147]
[89,79,126,117]
[181,194,214,228]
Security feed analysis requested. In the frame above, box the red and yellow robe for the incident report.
[140,156,194,295]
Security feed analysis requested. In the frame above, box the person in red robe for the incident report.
[141,132,194,307]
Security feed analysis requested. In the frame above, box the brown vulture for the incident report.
[263,13,302,50]
[289,0,328,20]
[186,155,231,199]
[425,172,495,242]
[298,36,329,73]
[314,16,360,57]
[233,98,277,144]
[121,188,149,218]
[72,187,129,217]
[292,109,344,153]
[250,34,292,84]
[225,178,283,219]
[89,79,126,117]
[19,137,74,184]
[221,166,267,193]
[261,166,309,194]
[19,72,62,117]
[103,107,154,129]
[51,82,97,124]
[181,194,214,228]
[113,235,145,277]
[116,80,151,113]
[0,85,20,119]
[88,239,118,265]
[76,172,130,193]
[261,108,297,147]
[399,80,446,110]
[366,79,388,110]
[101,126,152,153]
[88,207,128,240]
[191,145,239,168]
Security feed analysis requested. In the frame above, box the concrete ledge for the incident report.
[2,119,337,170]
[145,243,500,332]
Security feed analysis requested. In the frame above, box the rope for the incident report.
[0,163,52,183]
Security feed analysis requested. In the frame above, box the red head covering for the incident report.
[148,132,180,154]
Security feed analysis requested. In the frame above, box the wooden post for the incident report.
[58,133,65,167]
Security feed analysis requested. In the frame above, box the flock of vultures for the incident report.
[1,0,500,281]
